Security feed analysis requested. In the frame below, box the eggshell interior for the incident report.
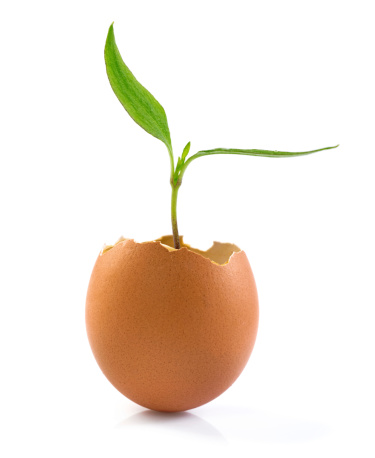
[86,236,259,412]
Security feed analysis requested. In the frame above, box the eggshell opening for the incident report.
[101,235,242,266]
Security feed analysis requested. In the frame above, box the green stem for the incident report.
[168,146,175,180]
[171,181,181,249]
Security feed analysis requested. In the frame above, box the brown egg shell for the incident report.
[85,236,259,412]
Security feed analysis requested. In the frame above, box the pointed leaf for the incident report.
[178,145,339,181]
[104,23,172,152]
[193,145,339,159]
[182,141,191,161]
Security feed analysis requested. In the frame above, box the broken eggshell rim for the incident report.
[99,235,244,266]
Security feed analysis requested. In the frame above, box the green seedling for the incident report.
[104,23,338,249]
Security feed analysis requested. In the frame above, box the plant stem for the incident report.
[168,146,175,182]
[171,181,181,249]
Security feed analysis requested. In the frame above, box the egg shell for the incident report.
[85,236,259,412]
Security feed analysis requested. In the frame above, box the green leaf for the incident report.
[104,23,172,152]
[193,145,339,159]
[182,141,191,161]
[178,145,339,181]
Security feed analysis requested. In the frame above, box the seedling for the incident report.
[105,23,338,249]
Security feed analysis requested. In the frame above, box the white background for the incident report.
[1,0,374,456]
